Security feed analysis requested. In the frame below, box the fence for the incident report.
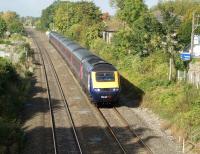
[178,69,200,88]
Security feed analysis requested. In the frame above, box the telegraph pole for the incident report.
[190,12,200,55]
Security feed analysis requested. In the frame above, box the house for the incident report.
[102,17,124,44]
[102,28,117,44]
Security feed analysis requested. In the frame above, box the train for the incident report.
[48,31,120,104]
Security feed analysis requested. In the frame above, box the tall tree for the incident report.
[111,0,162,56]
[178,4,200,44]
[7,20,24,34]
[158,1,184,80]
[113,0,147,26]
[1,11,18,24]
[51,1,103,46]
[40,2,59,30]
[0,11,24,34]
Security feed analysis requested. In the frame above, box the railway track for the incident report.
[29,29,153,153]
[34,38,58,154]
[113,107,153,153]
[35,36,128,154]
[35,30,153,153]
[97,107,153,154]
[31,33,83,154]
[29,29,127,153]
[24,28,183,154]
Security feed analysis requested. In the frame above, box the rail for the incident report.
[113,108,153,154]
[32,34,83,154]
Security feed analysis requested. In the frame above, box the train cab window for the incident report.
[96,72,115,82]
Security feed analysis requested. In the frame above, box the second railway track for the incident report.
[97,107,153,154]
[31,32,83,154]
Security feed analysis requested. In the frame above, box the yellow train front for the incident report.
[89,63,120,103]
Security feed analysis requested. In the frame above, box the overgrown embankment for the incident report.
[90,38,200,143]
[0,11,33,153]
[0,41,33,153]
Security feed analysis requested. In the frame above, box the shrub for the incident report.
[0,18,7,38]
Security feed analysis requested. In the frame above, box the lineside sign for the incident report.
[180,52,191,61]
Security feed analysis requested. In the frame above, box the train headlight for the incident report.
[113,88,119,92]
[94,88,101,92]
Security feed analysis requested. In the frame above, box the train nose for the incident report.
[91,88,120,102]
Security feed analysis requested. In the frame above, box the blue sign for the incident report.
[180,52,191,61]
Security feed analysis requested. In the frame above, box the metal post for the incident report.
[184,71,186,81]
[25,47,28,61]
[191,12,195,55]
[67,0,69,30]
[169,46,172,81]
[169,58,172,81]
[177,70,180,80]
[182,138,185,153]
[191,12,200,55]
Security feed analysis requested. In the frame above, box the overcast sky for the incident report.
[0,0,159,17]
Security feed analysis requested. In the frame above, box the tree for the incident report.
[153,0,200,45]
[53,3,70,33]
[158,1,184,81]
[111,0,162,56]
[0,58,21,118]
[178,5,200,45]
[7,20,24,34]
[1,11,18,24]
[40,2,58,30]
[51,1,103,46]
[0,17,7,37]
[0,11,24,34]
[53,1,102,31]
[111,0,147,26]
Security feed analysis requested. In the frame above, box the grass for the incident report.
[0,39,12,45]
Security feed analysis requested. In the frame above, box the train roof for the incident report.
[49,31,117,72]
[64,41,75,46]
[82,55,100,63]
[82,55,115,71]
[92,63,116,71]
[66,43,83,52]
[73,48,94,61]
[50,32,70,41]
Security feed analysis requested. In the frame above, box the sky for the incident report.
[0,0,159,17]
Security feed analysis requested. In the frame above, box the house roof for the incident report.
[104,18,124,32]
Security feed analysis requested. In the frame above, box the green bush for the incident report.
[0,57,30,153]
[9,33,26,42]
[0,118,24,154]
[91,36,200,142]
[0,39,12,45]
[7,20,24,34]
[0,58,22,118]
[0,18,7,38]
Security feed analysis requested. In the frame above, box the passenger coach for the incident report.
[48,32,120,104]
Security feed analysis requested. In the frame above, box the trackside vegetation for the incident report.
[0,12,32,153]
[38,0,200,145]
